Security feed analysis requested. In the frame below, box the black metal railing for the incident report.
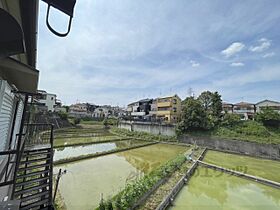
[0,123,54,201]
[24,123,54,147]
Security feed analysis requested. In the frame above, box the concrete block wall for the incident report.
[180,135,280,160]
[118,121,176,136]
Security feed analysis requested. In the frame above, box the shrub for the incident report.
[221,113,241,127]
[234,121,270,137]
[256,107,280,127]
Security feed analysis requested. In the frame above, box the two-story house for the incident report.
[256,100,280,113]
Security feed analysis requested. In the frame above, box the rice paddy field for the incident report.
[203,150,280,182]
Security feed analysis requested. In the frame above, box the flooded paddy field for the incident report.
[168,167,280,210]
[54,143,187,210]
[53,127,123,147]
[203,150,280,182]
[54,139,150,161]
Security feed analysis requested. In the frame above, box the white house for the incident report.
[256,100,280,113]
[35,90,57,112]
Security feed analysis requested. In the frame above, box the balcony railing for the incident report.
[0,123,54,199]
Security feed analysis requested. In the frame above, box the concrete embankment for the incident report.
[118,121,176,136]
[180,135,280,160]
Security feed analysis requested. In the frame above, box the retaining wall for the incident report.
[180,136,280,160]
[118,121,175,136]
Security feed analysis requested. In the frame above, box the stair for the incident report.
[13,147,53,210]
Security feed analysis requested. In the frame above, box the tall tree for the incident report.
[177,97,208,133]
[198,91,213,111]
[210,91,223,119]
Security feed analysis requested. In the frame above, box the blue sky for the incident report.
[37,0,280,106]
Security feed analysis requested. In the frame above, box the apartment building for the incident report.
[156,94,182,123]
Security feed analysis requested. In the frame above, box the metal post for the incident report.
[49,124,54,207]
[53,168,62,202]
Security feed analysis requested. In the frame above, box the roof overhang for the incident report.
[0,57,39,93]
[0,8,25,58]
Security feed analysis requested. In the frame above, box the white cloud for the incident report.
[263,52,275,58]
[249,38,271,52]
[190,60,200,67]
[230,62,244,67]
[221,42,245,58]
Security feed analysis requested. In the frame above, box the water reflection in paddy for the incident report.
[169,167,280,210]
[54,143,187,210]
[54,140,146,161]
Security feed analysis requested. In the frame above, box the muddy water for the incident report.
[54,140,147,161]
[54,144,187,210]
[169,167,280,210]
[204,150,280,182]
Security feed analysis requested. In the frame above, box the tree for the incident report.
[198,91,222,126]
[177,97,208,133]
[210,91,222,118]
[198,91,213,111]
[256,107,280,127]
[221,113,241,127]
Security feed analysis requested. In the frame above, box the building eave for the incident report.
[0,57,39,93]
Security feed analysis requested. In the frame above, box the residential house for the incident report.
[255,100,280,113]
[127,99,152,119]
[93,106,108,118]
[34,90,57,112]
[222,102,234,114]
[156,94,182,123]
[69,103,89,118]
[233,102,256,120]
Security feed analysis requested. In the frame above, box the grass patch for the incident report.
[111,128,177,142]
[186,121,280,144]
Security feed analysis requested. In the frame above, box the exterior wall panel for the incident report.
[0,81,15,152]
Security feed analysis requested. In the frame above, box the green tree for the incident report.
[210,91,222,118]
[177,97,208,133]
[221,113,241,127]
[198,91,213,111]
[256,107,280,127]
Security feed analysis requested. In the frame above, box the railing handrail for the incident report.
[24,123,54,126]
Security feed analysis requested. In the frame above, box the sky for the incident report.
[37,0,280,106]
